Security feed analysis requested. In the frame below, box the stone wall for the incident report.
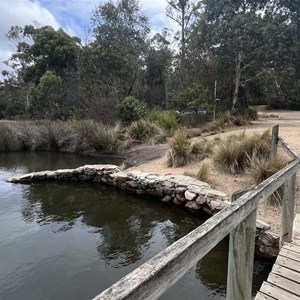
[6,164,279,259]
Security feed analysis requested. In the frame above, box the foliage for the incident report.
[118,96,147,125]
[146,109,180,132]
[287,80,300,110]
[170,83,212,111]
[127,120,166,144]
[167,129,191,167]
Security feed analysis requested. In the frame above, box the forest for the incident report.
[0,0,299,122]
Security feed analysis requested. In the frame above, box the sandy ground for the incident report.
[127,107,300,234]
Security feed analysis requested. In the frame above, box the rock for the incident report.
[173,196,185,205]
[126,180,138,189]
[78,174,91,181]
[195,194,206,205]
[255,230,279,259]
[209,200,223,212]
[161,195,173,203]
[203,204,214,216]
[256,220,271,232]
[185,190,197,201]
[185,201,201,210]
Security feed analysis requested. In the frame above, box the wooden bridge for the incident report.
[256,214,300,299]
[92,125,300,300]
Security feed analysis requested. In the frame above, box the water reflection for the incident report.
[20,182,203,268]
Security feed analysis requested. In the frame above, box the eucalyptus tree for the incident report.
[78,0,150,121]
[193,0,269,110]
[4,25,80,118]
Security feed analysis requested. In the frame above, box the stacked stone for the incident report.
[7,164,230,216]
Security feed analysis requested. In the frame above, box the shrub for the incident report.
[167,129,191,167]
[0,122,22,151]
[248,154,288,205]
[127,120,166,144]
[146,109,180,132]
[118,96,146,125]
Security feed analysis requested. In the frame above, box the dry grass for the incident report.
[249,154,288,205]
[190,139,216,161]
[213,130,271,174]
[196,159,210,181]
[167,129,191,167]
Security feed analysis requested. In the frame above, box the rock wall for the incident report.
[6,164,279,259]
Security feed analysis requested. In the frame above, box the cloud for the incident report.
[0,0,62,74]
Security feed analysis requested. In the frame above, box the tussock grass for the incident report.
[249,154,288,205]
[196,159,210,181]
[0,120,121,154]
[167,129,191,167]
[190,139,216,161]
[213,130,271,174]
[127,120,166,144]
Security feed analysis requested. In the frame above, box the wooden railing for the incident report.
[92,125,299,300]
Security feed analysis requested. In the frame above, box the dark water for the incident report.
[0,152,272,300]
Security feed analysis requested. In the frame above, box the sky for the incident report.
[0,0,177,76]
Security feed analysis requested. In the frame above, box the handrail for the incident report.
[93,155,300,300]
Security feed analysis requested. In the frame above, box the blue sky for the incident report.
[0,0,177,75]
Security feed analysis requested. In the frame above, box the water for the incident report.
[0,152,272,300]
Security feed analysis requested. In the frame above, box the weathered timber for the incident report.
[272,263,300,283]
[226,189,256,300]
[276,255,300,273]
[92,159,300,300]
[267,273,300,297]
[259,281,300,300]
[278,137,299,159]
[280,247,300,262]
[280,174,296,247]
[293,214,300,241]
[270,125,279,160]
[255,291,276,300]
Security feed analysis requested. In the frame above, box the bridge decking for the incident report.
[256,214,300,300]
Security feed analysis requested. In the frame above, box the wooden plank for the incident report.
[267,273,300,297]
[293,237,300,246]
[226,190,257,300]
[259,281,300,300]
[276,255,300,272]
[92,159,300,300]
[280,247,300,262]
[293,214,300,240]
[272,264,300,283]
[255,291,276,300]
[270,125,279,160]
[283,242,300,254]
[278,137,299,159]
[280,174,296,246]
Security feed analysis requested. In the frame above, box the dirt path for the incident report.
[127,108,300,234]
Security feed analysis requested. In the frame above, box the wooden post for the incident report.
[270,125,279,160]
[280,173,296,247]
[226,189,257,300]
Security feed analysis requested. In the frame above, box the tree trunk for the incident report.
[232,52,243,111]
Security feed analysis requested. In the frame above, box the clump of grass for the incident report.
[248,154,288,205]
[196,159,210,181]
[167,129,191,167]
[190,139,216,161]
[0,122,22,151]
[127,120,166,144]
[213,130,271,174]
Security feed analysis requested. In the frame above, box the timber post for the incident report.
[280,173,296,247]
[226,189,257,300]
[270,125,279,160]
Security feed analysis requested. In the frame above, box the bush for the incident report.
[147,109,180,132]
[118,96,147,125]
[127,120,166,144]
[190,139,216,161]
[167,129,191,167]
[235,106,258,120]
